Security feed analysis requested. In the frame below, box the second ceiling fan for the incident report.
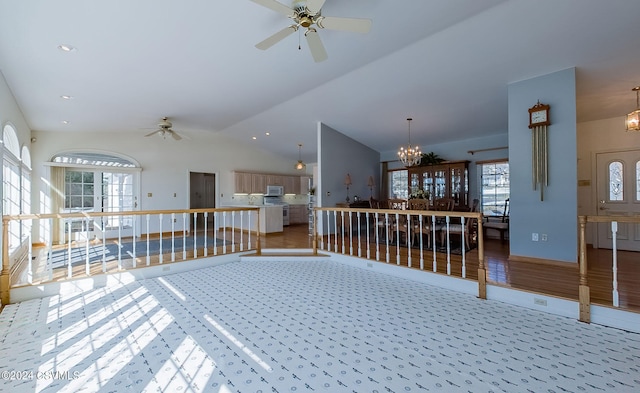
[251,0,372,62]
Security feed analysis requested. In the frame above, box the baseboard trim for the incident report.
[509,254,578,268]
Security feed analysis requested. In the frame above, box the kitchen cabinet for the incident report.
[408,160,469,210]
[234,171,308,195]
[251,173,267,194]
[288,204,308,224]
[300,176,310,194]
[283,175,300,194]
[234,172,252,194]
[266,175,283,186]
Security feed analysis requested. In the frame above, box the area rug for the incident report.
[48,236,226,268]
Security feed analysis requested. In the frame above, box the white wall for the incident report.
[0,72,31,155]
[577,116,640,243]
[30,129,306,214]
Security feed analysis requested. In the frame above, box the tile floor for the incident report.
[0,259,639,392]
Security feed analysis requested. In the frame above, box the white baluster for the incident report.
[159,213,163,264]
[85,216,90,276]
[461,216,466,278]
[132,214,136,268]
[204,211,209,256]
[612,221,619,307]
[146,214,151,266]
[182,212,187,260]
[171,213,176,262]
[432,215,437,272]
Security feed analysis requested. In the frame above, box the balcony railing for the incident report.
[1,207,261,305]
[578,215,640,322]
[311,206,487,299]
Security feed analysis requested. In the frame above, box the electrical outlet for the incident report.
[541,234,548,241]
[534,298,547,306]
[532,233,539,242]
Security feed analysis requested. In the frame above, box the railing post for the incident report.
[477,213,487,300]
[578,216,590,323]
[1,217,11,305]
[256,208,261,255]
[312,208,318,255]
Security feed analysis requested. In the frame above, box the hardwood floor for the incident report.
[269,224,640,312]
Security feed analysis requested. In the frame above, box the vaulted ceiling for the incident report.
[1,0,639,164]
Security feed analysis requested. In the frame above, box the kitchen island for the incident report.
[221,204,283,234]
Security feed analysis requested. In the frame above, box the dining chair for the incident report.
[408,199,431,248]
[483,198,509,241]
[441,199,479,251]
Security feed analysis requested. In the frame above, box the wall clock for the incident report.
[528,101,551,201]
[528,101,550,128]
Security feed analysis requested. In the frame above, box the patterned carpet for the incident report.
[0,259,638,392]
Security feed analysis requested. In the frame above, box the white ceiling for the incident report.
[1,0,639,165]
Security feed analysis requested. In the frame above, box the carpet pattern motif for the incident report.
[0,260,638,392]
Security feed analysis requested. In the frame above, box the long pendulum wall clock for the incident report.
[528,101,550,201]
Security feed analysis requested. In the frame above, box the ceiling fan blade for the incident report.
[170,131,182,141]
[305,29,327,63]
[305,0,326,15]
[316,16,372,33]
[249,0,293,17]
[256,25,297,50]
[145,129,162,137]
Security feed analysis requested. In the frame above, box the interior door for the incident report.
[100,172,137,238]
[596,150,640,251]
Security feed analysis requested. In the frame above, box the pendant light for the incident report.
[295,143,306,170]
[626,86,640,131]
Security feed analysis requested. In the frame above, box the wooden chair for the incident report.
[371,199,393,241]
[388,198,408,210]
[483,198,509,242]
[433,197,454,211]
[408,199,431,248]
[441,199,479,251]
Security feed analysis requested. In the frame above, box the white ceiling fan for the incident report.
[145,117,183,140]
[251,0,372,62]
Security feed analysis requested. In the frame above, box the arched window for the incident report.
[48,150,141,240]
[2,124,23,252]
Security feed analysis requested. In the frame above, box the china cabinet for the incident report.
[408,160,469,210]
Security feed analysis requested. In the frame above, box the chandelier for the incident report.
[294,143,306,170]
[398,117,422,166]
[626,86,640,131]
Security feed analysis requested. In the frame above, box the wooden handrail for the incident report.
[2,206,259,221]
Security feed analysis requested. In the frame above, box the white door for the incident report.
[596,150,640,251]
[101,172,138,238]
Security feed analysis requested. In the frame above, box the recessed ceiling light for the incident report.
[61,120,70,124]
[57,44,76,52]
[265,132,270,136]
[252,136,257,140]
[60,95,73,100]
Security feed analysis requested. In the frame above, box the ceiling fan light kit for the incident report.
[145,117,183,140]
[250,0,372,62]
